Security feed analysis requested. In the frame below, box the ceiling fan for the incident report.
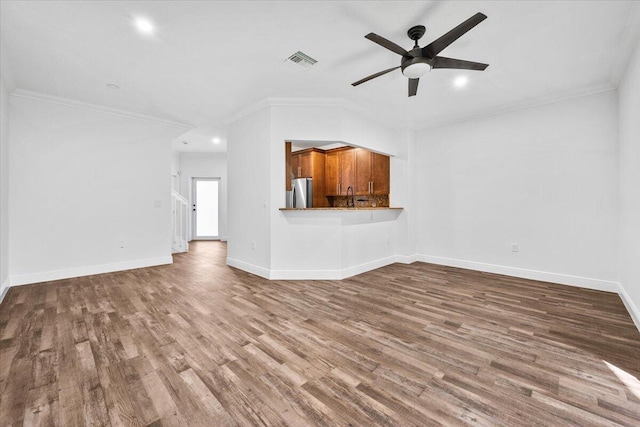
[352,12,489,97]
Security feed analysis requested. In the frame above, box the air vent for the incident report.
[284,51,317,69]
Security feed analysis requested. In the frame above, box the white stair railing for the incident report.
[171,189,189,253]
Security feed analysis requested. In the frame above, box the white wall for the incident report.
[8,94,185,285]
[227,107,272,273]
[618,39,640,326]
[0,75,9,296]
[225,102,411,279]
[171,151,180,192]
[413,90,620,291]
[177,152,228,240]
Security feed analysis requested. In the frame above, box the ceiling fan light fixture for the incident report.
[402,62,430,79]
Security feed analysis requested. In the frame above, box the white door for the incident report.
[191,178,220,240]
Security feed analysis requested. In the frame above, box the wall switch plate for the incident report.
[251,241,256,250]
[511,243,519,253]
[153,200,162,208]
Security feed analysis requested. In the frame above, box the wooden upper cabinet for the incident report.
[289,148,329,207]
[299,151,312,178]
[324,148,354,196]
[371,152,390,195]
[352,148,390,195]
[291,154,300,178]
[289,145,389,206]
[285,142,293,190]
[354,149,372,195]
[310,151,328,207]
[339,149,355,195]
[325,151,340,196]
[324,146,390,198]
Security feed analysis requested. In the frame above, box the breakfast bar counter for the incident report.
[279,207,403,211]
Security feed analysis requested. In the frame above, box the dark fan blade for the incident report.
[352,66,400,86]
[422,12,487,58]
[365,33,409,56]
[433,56,489,70]
[408,78,419,97]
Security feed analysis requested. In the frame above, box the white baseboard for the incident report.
[226,257,271,279]
[9,256,173,287]
[416,254,620,293]
[395,254,419,264]
[269,268,342,280]
[618,283,640,332]
[0,278,9,305]
[340,256,398,279]
[270,255,399,280]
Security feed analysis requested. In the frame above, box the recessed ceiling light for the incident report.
[453,76,469,88]
[134,17,155,35]
[106,83,120,89]
[212,138,221,144]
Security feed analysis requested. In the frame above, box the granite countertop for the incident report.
[279,207,403,211]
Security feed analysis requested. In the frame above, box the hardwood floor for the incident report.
[1,242,639,426]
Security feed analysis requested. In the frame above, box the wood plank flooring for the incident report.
[1,241,639,426]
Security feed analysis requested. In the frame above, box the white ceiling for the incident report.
[171,127,226,153]
[2,1,639,138]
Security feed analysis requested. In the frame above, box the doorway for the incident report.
[191,177,220,240]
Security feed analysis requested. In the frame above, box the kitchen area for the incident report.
[283,141,400,210]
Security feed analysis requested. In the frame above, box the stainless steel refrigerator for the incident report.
[290,177,313,208]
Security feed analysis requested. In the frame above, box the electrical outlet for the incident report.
[118,239,126,249]
[511,243,519,253]
[153,200,162,208]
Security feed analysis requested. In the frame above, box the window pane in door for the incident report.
[196,180,219,237]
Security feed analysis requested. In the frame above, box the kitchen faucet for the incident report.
[346,186,355,208]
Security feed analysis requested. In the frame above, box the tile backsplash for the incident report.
[328,194,389,208]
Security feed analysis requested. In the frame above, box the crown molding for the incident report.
[11,89,193,130]
[414,82,616,131]
[0,37,17,92]
[222,98,272,125]
[223,97,346,125]
[267,97,348,108]
[223,96,406,132]
[223,81,617,133]
[608,1,640,87]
